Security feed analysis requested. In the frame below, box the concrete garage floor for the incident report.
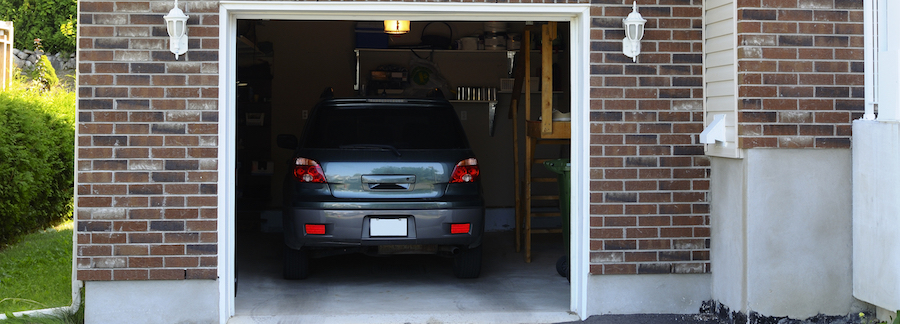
[229,228,578,324]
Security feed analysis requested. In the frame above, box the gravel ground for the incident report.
[556,313,864,324]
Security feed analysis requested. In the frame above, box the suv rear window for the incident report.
[301,105,470,150]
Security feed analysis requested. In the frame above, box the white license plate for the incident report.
[370,218,408,237]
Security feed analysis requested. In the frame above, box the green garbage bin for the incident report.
[543,159,570,280]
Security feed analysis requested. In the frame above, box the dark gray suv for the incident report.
[276,93,485,279]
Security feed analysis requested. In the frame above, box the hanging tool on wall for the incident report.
[509,23,534,253]
[507,39,527,121]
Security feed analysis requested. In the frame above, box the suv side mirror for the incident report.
[277,134,298,149]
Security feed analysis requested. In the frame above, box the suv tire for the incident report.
[556,255,570,282]
[283,245,309,280]
[453,245,482,279]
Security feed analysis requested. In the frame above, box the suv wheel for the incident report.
[556,255,570,282]
[453,245,482,279]
[283,245,309,280]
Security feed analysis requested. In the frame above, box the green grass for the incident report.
[0,221,73,314]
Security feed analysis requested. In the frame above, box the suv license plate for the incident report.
[370,218,408,237]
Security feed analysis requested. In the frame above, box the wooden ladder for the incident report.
[511,22,570,263]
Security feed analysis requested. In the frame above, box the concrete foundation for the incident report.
[586,274,711,314]
[852,120,900,314]
[710,149,855,318]
[85,280,219,324]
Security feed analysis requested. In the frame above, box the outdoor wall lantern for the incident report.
[384,20,410,35]
[164,0,189,59]
[622,1,646,62]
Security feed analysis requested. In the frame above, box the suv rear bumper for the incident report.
[283,207,484,250]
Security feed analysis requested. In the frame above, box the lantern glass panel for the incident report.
[167,20,176,36]
[626,24,637,40]
[174,21,185,37]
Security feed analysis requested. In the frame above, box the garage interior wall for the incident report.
[239,20,543,215]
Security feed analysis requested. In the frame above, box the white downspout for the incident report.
[875,0,900,122]
[864,0,876,120]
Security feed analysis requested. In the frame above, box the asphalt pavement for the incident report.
[557,314,721,324]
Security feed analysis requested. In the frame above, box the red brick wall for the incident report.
[75,0,712,280]
[587,0,710,275]
[736,0,864,149]
[76,0,220,281]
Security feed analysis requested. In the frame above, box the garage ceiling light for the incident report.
[384,20,410,35]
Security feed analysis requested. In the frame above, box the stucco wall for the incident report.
[709,156,745,312]
[586,273,710,315]
[85,280,219,323]
[710,149,855,318]
[852,120,900,313]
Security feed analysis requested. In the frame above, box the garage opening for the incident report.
[221,4,590,320]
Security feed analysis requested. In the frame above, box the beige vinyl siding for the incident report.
[704,0,740,158]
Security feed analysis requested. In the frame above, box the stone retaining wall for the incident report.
[12,48,76,77]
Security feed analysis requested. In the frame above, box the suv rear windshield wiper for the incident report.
[338,144,402,157]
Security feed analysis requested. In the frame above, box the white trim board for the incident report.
[217,2,591,323]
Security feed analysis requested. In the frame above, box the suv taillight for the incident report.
[292,158,326,183]
[450,158,479,183]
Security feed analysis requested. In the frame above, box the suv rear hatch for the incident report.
[313,150,471,199]
[298,99,475,200]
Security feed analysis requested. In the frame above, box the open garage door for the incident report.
[217,3,591,323]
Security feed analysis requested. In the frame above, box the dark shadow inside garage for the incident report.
[232,19,573,322]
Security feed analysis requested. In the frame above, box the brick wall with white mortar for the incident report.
[74,0,720,281]
[736,0,863,148]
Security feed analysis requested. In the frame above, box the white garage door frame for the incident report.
[216,2,592,322]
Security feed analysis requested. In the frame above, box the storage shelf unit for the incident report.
[354,48,514,93]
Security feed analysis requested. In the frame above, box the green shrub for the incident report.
[0,78,75,246]
[20,40,69,91]
[26,54,59,91]
[0,0,77,53]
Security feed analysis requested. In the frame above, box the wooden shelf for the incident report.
[526,120,570,139]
